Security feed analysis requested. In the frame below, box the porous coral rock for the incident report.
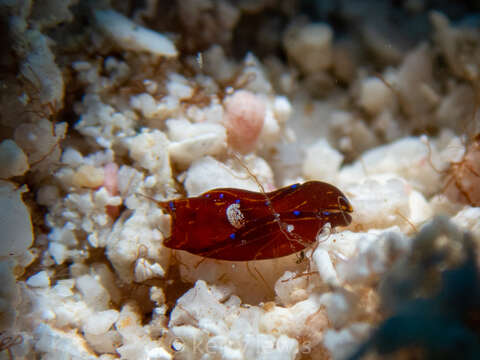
[174,250,301,304]
[72,164,105,189]
[336,228,410,284]
[75,94,137,149]
[47,187,122,249]
[75,273,113,311]
[357,77,394,116]
[82,309,119,336]
[114,302,170,359]
[312,247,340,286]
[167,73,194,100]
[274,271,310,306]
[177,0,240,52]
[339,136,445,197]
[169,280,299,360]
[452,207,480,239]
[329,110,379,156]
[94,9,177,57]
[235,53,273,94]
[47,241,69,265]
[73,57,131,94]
[435,84,476,131]
[18,30,65,105]
[202,45,237,83]
[7,4,480,360]
[323,323,372,360]
[14,119,67,174]
[283,22,333,74]
[115,165,148,205]
[260,294,329,350]
[34,323,97,360]
[49,149,120,253]
[0,181,33,257]
[134,258,166,282]
[0,139,29,178]
[106,201,169,283]
[185,102,224,124]
[272,96,292,125]
[443,136,480,207]
[26,271,50,288]
[129,93,159,119]
[431,11,480,82]
[124,128,172,189]
[147,347,172,360]
[258,104,282,149]
[18,267,120,356]
[345,177,411,230]
[395,44,436,121]
[166,118,227,168]
[0,261,18,330]
[183,155,274,197]
[302,139,343,183]
[353,217,480,359]
[255,95,292,150]
[331,40,358,83]
[130,73,195,123]
[30,0,78,29]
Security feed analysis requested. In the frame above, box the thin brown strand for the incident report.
[235,72,257,90]
[359,157,370,178]
[375,73,399,98]
[231,152,308,259]
[194,257,207,269]
[176,304,198,325]
[170,250,190,275]
[336,195,351,227]
[245,261,274,296]
[421,136,443,174]
[296,250,305,264]
[454,175,475,205]
[440,169,457,195]
[136,244,149,259]
[230,152,266,193]
[253,264,274,296]
[0,333,23,358]
[245,260,259,281]
[281,271,319,283]
[316,224,333,245]
[395,210,418,234]
[29,137,62,168]
[442,139,480,206]
[375,72,410,117]
[464,162,480,178]
[443,78,480,206]
[136,192,163,206]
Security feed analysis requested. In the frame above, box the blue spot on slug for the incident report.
[293,210,301,216]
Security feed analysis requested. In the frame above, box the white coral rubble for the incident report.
[9,5,480,360]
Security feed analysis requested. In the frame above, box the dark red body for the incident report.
[159,181,353,261]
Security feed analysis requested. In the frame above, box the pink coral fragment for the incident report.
[104,162,119,195]
[103,162,120,218]
[224,90,266,154]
